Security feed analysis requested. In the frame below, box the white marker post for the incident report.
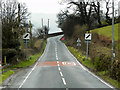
[77,38,81,49]
[23,33,30,60]
[85,33,92,60]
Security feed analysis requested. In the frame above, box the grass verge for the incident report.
[0,40,47,84]
[0,70,14,85]
[67,46,120,89]
[10,40,47,68]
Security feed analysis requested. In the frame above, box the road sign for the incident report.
[77,38,81,42]
[23,33,30,60]
[23,33,30,40]
[85,33,91,40]
[77,43,81,46]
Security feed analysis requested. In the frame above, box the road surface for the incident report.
[2,36,115,89]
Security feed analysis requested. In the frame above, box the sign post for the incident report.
[23,33,30,60]
[77,38,81,49]
[85,33,92,60]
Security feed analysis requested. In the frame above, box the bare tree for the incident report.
[0,0,30,48]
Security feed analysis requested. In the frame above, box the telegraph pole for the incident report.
[18,3,20,26]
[112,0,114,60]
[47,19,49,36]
[42,18,43,28]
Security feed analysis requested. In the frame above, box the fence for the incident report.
[0,64,10,75]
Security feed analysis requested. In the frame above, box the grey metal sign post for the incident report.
[23,33,30,60]
[85,33,92,60]
[112,0,115,60]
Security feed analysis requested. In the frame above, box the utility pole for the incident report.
[42,18,43,28]
[112,0,114,60]
[18,3,20,26]
[47,19,49,35]
[48,19,49,29]
[29,20,32,47]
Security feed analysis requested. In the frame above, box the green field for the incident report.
[92,23,119,41]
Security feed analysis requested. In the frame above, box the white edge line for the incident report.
[19,40,48,88]
[73,62,76,66]
[62,78,66,85]
[63,43,115,89]
[19,70,32,88]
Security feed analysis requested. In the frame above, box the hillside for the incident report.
[92,23,119,41]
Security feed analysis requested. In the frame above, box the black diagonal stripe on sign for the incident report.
[86,34,90,38]
[24,34,28,38]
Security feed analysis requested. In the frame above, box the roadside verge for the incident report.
[65,44,120,89]
[0,40,47,85]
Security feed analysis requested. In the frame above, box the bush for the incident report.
[94,54,111,71]
[2,49,24,64]
[109,60,120,82]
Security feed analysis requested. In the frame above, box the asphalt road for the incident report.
[2,36,115,89]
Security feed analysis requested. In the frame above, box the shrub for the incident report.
[94,54,111,71]
[109,59,120,82]
[2,49,24,64]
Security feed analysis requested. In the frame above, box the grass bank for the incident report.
[92,23,119,41]
[0,70,14,85]
[67,46,120,89]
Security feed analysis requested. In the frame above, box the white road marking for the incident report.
[56,54,58,60]
[62,78,66,85]
[60,71,63,77]
[58,67,61,71]
[19,68,33,88]
[0,86,6,89]
[57,64,60,67]
[63,43,115,89]
[55,42,59,60]
[62,62,64,65]
[55,40,67,86]
[19,41,48,88]
[57,61,59,64]
[86,69,114,89]
[73,62,76,66]
[55,48,57,52]
[56,57,58,60]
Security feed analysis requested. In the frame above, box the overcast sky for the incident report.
[18,0,66,33]
[18,0,66,14]
[17,0,120,33]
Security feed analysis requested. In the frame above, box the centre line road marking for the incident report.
[60,71,63,77]
[55,41,67,87]
[57,64,60,67]
[57,61,59,64]
[58,67,61,71]
[62,78,66,85]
